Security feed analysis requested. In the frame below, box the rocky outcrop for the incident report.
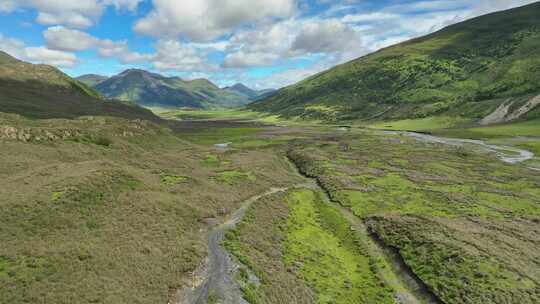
[480,94,540,125]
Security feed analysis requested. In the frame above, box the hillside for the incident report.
[249,2,540,123]
[0,51,159,120]
[93,69,264,109]
[76,74,109,87]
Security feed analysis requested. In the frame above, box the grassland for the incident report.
[0,113,303,304]
[225,189,395,304]
[369,116,470,131]
[1,103,539,304]
[286,129,540,304]
[434,119,540,138]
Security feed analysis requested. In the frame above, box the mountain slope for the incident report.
[0,51,158,120]
[225,83,259,99]
[76,74,109,87]
[225,83,276,101]
[94,70,259,109]
[250,2,540,122]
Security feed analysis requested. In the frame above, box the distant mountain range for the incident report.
[250,2,540,123]
[77,70,274,109]
[0,51,158,120]
[76,74,109,87]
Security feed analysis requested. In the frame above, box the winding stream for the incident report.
[383,131,537,167]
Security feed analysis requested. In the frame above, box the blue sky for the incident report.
[0,0,535,89]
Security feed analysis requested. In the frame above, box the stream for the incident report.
[384,131,537,167]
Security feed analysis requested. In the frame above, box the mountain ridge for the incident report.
[249,2,540,124]
[88,69,272,109]
[0,51,159,120]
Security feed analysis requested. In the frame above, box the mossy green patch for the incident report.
[50,190,65,202]
[215,170,255,185]
[160,174,188,185]
[284,189,394,304]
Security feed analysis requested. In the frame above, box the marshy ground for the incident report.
[0,110,539,304]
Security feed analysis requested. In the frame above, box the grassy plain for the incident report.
[0,113,302,304]
[287,128,540,304]
[1,107,539,304]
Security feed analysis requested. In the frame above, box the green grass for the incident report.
[215,170,255,185]
[0,114,304,304]
[436,119,540,138]
[160,174,188,185]
[369,116,469,131]
[224,189,395,304]
[287,129,540,304]
[284,189,394,304]
[179,127,261,145]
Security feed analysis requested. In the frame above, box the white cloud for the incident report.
[0,0,17,12]
[102,0,142,12]
[44,26,98,51]
[292,19,362,54]
[134,0,296,41]
[342,12,398,23]
[222,17,364,68]
[97,40,152,64]
[43,26,150,63]
[7,0,144,29]
[0,34,26,59]
[151,40,210,72]
[24,46,77,67]
[0,34,77,67]
[223,51,279,68]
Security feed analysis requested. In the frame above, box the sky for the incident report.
[0,0,536,89]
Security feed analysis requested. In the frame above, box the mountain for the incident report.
[250,2,540,123]
[76,74,109,87]
[93,70,260,109]
[225,83,276,101]
[225,83,258,99]
[0,51,159,120]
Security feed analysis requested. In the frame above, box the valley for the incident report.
[1,2,540,304]
[2,107,538,304]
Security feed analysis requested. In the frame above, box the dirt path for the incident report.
[174,184,313,304]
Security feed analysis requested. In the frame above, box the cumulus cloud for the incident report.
[0,0,17,12]
[7,0,143,28]
[223,51,279,68]
[24,46,77,67]
[43,26,150,63]
[44,26,98,51]
[0,34,26,58]
[0,33,77,67]
[292,19,362,54]
[222,18,364,68]
[134,0,296,41]
[151,40,211,72]
[102,0,143,12]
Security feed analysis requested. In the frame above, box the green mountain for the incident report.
[225,83,276,101]
[76,74,109,87]
[0,51,159,120]
[93,69,261,109]
[250,2,540,123]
